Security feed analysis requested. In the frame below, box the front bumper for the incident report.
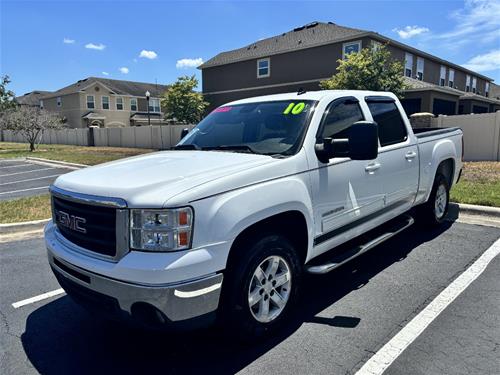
[46,226,224,329]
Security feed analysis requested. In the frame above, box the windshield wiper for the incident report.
[173,144,201,150]
[202,145,257,154]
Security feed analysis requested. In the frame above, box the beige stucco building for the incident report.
[17,77,169,128]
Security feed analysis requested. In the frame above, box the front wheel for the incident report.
[417,173,450,226]
[220,234,301,341]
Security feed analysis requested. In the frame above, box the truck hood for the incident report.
[54,151,277,207]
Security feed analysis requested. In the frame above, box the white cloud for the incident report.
[102,71,109,76]
[139,50,158,59]
[434,0,500,48]
[392,26,430,39]
[85,43,106,51]
[176,58,203,69]
[462,49,500,72]
[119,67,129,74]
[63,38,75,44]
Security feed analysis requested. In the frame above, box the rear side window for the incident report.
[367,101,407,146]
[320,100,364,140]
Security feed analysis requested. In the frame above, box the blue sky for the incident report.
[1,0,499,96]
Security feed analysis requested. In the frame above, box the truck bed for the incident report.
[413,127,461,139]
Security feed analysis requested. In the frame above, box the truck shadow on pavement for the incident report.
[21,221,452,375]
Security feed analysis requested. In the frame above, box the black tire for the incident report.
[219,234,301,342]
[417,173,450,227]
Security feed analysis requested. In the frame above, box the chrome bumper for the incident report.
[48,252,223,327]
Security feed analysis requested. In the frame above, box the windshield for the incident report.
[177,100,317,156]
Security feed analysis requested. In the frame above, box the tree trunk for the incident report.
[29,141,35,152]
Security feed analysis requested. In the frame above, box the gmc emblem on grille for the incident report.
[56,210,87,234]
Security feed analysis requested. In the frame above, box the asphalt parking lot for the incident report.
[0,219,499,375]
[0,160,75,200]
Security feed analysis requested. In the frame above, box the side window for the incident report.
[320,100,364,140]
[367,101,407,147]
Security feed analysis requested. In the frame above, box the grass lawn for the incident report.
[0,142,155,166]
[450,162,500,207]
[0,195,51,224]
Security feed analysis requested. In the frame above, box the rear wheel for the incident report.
[418,173,450,226]
[220,234,301,341]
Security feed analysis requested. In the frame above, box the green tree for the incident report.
[320,45,408,98]
[161,75,208,124]
[1,106,63,151]
[0,75,16,113]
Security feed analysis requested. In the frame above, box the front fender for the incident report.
[191,176,314,263]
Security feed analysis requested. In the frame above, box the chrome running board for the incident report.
[306,214,414,275]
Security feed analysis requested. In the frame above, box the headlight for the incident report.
[130,207,193,251]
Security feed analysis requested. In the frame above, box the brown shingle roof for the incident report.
[15,91,52,106]
[199,21,368,68]
[42,77,169,99]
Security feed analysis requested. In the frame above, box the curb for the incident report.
[457,203,500,218]
[0,219,50,234]
[26,157,88,169]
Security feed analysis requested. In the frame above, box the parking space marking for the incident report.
[12,288,65,309]
[0,174,62,186]
[0,164,32,170]
[0,167,55,177]
[356,237,500,375]
[0,186,50,195]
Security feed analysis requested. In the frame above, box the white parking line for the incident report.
[0,174,62,186]
[12,288,65,309]
[0,164,32,170]
[0,186,49,195]
[0,167,55,177]
[356,237,500,375]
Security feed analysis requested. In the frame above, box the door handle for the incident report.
[405,151,417,160]
[365,162,381,173]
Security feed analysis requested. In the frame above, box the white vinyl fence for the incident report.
[432,111,500,161]
[1,124,195,149]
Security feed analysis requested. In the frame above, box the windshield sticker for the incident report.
[283,102,305,115]
[213,106,232,113]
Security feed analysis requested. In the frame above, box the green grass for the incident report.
[0,194,51,224]
[0,142,155,165]
[450,162,500,207]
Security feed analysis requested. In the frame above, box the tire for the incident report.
[220,234,301,341]
[417,173,450,227]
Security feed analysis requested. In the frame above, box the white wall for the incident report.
[1,124,195,150]
[432,111,500,161]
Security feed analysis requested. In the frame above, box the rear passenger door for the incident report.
[365,97,419,214]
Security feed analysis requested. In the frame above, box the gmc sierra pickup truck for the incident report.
[45,90,463,338]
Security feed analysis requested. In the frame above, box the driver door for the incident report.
[308,97,384,251]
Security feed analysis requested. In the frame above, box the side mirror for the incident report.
[180,128,190,141]
[348,121,378,160]
[315,121,378,163]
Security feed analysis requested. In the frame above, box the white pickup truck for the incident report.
[45,90,463,338]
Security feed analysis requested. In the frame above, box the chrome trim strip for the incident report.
[49,185,128,208]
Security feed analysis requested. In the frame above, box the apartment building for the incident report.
[17,77,168,128]
[200,21,500,115]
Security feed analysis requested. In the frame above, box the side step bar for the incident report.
[306,214,414,275]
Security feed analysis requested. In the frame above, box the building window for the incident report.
[371,40,382,51]
[86,95,95,109]
[416,57,424,81]
[148,98,160,112]
[440,66,446,86]
[57,97,62,107]
[472,77,477,93]
[130,98,138,111]
[404,53,413,78]
[342,40,361,59]
[116,97,124,110]
[466,75,471,92]
[485,82,490,97]
[448,69,455,88]
[102,96,110,110]
[39,100,44,109]
[257,58,270,78]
